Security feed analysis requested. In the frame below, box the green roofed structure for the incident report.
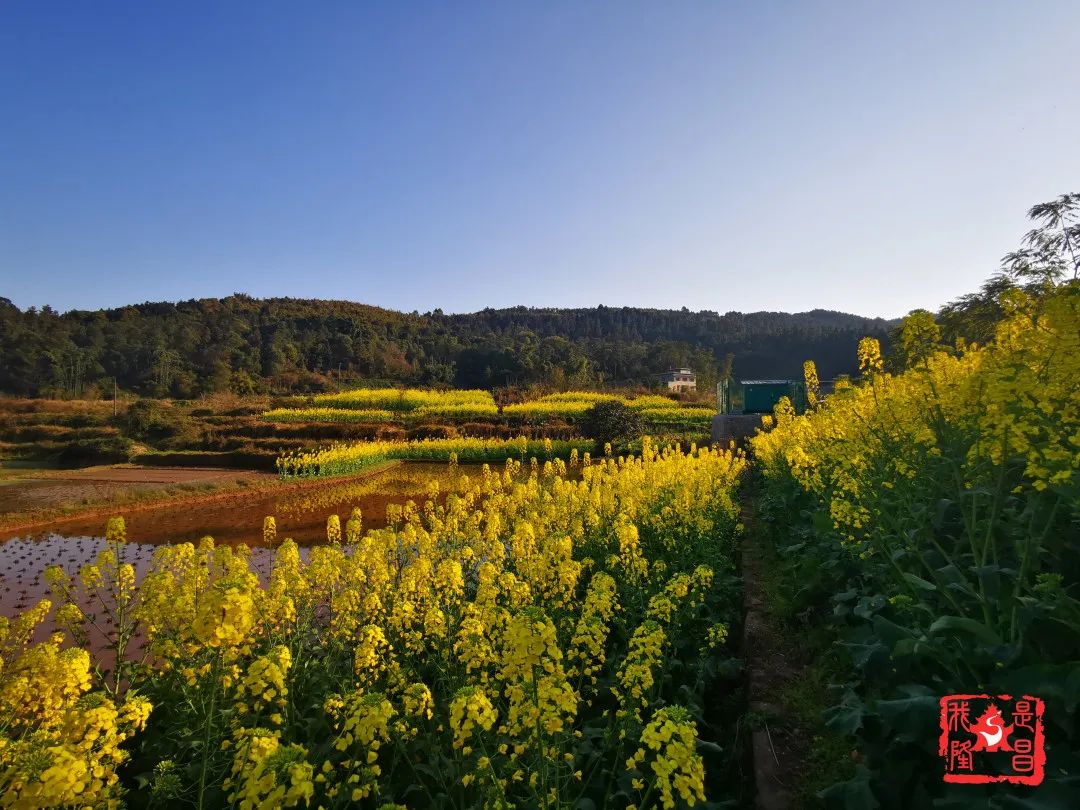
[716,379,807,415]
[741,380,803,414]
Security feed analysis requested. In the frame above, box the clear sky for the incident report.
[2,2,1078,318]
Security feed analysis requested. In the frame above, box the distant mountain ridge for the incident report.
[0,295,894,398]
[448,303,893,336]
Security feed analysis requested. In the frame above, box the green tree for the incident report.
[152,348,182,394]
[1002,192,1080,283]
[581,400,643,452]
[228,369,258,396]
[941,192,1079,346]
[47,346,97,398]
[938,274,1015,346]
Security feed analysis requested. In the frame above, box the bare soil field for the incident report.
[0,464,274,528]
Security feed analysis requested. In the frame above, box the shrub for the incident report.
[373,426,407,442]
[126,399,182,441]
[581,400,643,451]
[56,436,133,466]
[457,421,508,438]
[405,424,459,441]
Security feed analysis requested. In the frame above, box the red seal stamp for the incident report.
[939,694,1045,785]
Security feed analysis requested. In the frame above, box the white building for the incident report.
[660,368,696,392]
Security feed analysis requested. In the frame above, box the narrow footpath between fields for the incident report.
[741,487,851,809]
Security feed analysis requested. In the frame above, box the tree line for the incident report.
[5,192,1074,400]
[0,296,893,399]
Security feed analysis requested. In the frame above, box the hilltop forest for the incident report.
[0,298,894,399]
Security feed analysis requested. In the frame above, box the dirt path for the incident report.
[741,491,810,809]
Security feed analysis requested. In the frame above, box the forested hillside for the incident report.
[0,296,894,398]
[0,298,894,399]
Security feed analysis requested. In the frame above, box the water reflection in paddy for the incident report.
[0,462,476,622]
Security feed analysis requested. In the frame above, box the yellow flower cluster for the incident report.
[136,539,260,663]
[857,336,883,375]
[401,682,434,721]
[616,620,667,720]
[753,285,1080,676]
[333,691,394,752]
[225,728,314,810]
[627,706,707,808]
[754,286,1080,540]
[0,608,153,808]
[263,406,399,424]
[353,624,392,682]
[312,387,496,413]
[498,609,578,739]
[503,391,712,427]
[7,439,745,806]
[568,571,619,685]
[264,388,500,424]
[276,435,593,478]
[449,686,498,749]
[803,359,820,408]
[646,567,711,624]
[236,646,292,720]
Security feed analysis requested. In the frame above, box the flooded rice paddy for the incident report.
[0,462,475,633]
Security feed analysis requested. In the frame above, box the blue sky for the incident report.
[2,2,1078,318]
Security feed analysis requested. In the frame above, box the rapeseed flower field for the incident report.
[1,442,745,808]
